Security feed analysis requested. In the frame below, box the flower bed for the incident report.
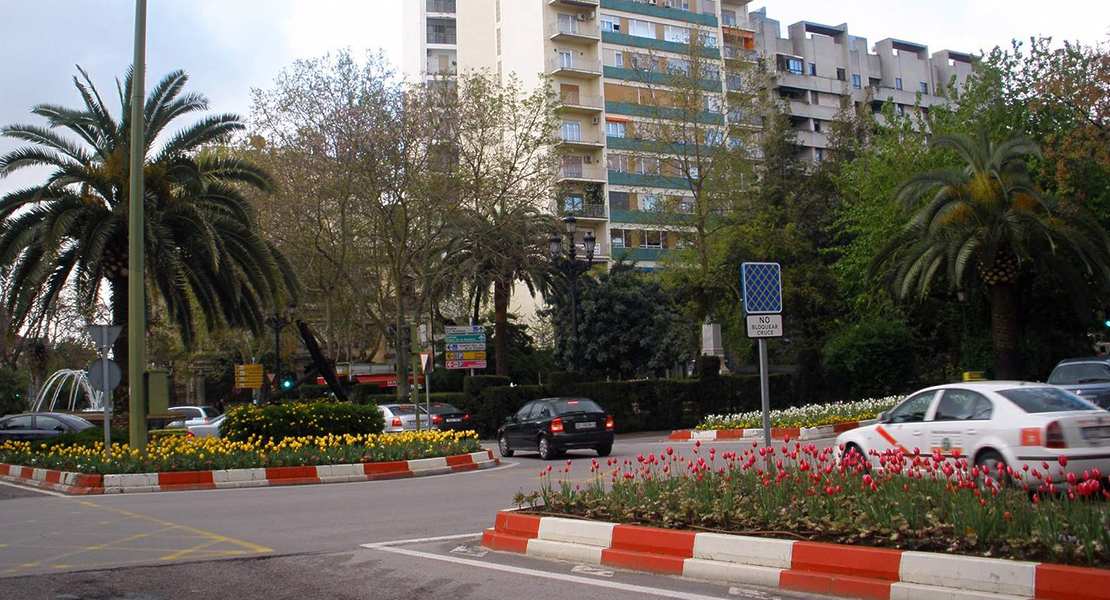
[696,396,903,430]
[0,430,481,475]
[518,440,1110,567]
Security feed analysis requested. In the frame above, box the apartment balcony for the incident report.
[787,99,840,121]
[556,201,608,220]
[559,92,604,114]
[549,0,599,7]
[426,0,456,14]
[427,32,457,45]
[549,56,602,78]
[723,44,757,63]
[557,163,607,182]
[549,20,600,43]
[556,131,606,150]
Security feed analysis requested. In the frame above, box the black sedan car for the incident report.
[1048,357,1110,408]
[497,397,614,460]
[0,412,95,442]
[425,403,472,431]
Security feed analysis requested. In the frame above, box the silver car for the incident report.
[378,404,431,433]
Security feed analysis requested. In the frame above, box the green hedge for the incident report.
[454,385,547,438]
[221,400,385,442]
[464,376,511,398]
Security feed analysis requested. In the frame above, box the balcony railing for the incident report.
[723,45,757,61]
[558,202,607,219]
[549,20,600,40]
[427,32,457,44]
[426,0,456,13]
[557,164,607,181]
[560,92,605,110]
[549,0,599,7]
[558,132,605,146]
[549,57,602,76]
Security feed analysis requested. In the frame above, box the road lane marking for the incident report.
[370,544,730,600]
[572,565,614,577]
[0,479,67,497]
[451,545,489,558]
[361,533,483,548]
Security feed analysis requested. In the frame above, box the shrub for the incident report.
[221,400,385,442]
[821,316,918,399]
[460,385,547,438]
[545,371,582,396]
[295,384,329,400]
[695,355,720,379]
[0,368,30,416]
[37,426,126,451]
[464,376,510,399]
[351,384,386,405]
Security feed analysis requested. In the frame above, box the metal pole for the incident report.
[274,320,282,386]
[425,318,432,425]
[127,0,149,454]
[758,338,771,448]
[570,269,579,372]
[410,322,421,432]
[102,325,111,459]
[960,301,972,375]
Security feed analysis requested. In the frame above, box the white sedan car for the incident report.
[836,381,1110,487]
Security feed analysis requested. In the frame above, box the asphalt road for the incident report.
[0,433,834,600]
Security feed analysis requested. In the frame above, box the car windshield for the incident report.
[552,399,604,415]
[67,415,94,428]
[426,404,460,414]
[1048,363,1110,385]
[202,406,222,417]
[387,406,426,416]
[998,387,1099,413]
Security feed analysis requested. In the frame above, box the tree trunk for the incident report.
[989,283,1023,379]
[109,277,130,413]
[494,278,509,378]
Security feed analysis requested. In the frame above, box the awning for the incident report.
[315,374,425,388]
[606,116,631,123]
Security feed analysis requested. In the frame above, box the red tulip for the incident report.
[1058,455,1068,467]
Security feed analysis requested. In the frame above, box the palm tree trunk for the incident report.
[989,283,1023,379]
[494,278,509,377]
[109,277,129,413]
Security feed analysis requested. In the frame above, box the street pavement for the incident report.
[0,433,835,600]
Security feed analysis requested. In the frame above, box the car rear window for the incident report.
[387,406,421,416]
[1048,363,1110,385]
[553,399,603,415]
[202,406,222,418]
[998,387,1099,413]
[426,404,461,414]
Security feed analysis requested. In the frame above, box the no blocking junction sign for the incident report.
[742,262,783,447]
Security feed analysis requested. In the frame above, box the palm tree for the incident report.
[872,131,1110,378]
[0,67,297,406]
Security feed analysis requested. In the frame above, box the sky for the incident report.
[0,0,1106,197]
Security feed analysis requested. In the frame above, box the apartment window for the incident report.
[814,148,823,163]
[609,191,630,211]
[497,61,502,79]
[667,57,689,76]
[495,0,500,21]
[601,14,620,34]
[629,19,654,38]
[607,154,629,173]
[852,74,862,89]
[664,25,690,44]
[809,62,817,76]
[920,82,929,94]
[612,51,623,67]
[610,229,627,248]
[562,121,582,142]
[704,63,720,80]
[606,121,626,138]
[836,68,846,81]
[678,198,695,213]
[559,51,573,68]
[564,195,584,212]
[897,104,906,116]
[813,120,821,133]
[642,230,663,248]
[638,156,660,175]
[642,195,663,212]
[721,9,738,26]
[704,130,723,146]
[895,77,903,90]
[688,165,699,179]
[704,95,722,113]
[702,33,717,48]
[810,90,820,104]
[786,58,803,74]
[497,29,502,55]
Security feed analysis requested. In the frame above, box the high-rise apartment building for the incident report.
[403,0,976,271]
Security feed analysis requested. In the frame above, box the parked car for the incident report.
[167,405,222,426]
[184,414,225,438]
[425,403,472,431]
[0,412,95,442]
[497,397,614,460]
[836,381,1110,487]
[378,404,431,434]
[1047,358,1110,409]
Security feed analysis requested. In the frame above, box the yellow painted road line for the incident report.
[71,500,272,555]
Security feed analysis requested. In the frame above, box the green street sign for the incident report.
[444,333,486,343]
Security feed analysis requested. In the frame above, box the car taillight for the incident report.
[463,414,470,420]
[392,417,402,428]
[432,415,443,425]
[187,431,195,439]
[1046,421,1067,448]
[550,418,564,433]
[605,415,614,430]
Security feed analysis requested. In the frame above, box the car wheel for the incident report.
[975,449,1011,486]
[538,436,554,461]
[842,443,870,469]
[498,435,514,458]
[595,444,612,457]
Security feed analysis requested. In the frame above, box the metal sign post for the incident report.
[741,263,783,448]
[86,325,123,459]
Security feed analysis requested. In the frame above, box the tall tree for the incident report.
[0,67,296,407]
[871,132,1110,378]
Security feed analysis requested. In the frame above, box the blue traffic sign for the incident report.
[742,262,782,314]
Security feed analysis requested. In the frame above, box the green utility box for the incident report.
[146,368,170,415]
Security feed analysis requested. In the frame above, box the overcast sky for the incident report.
[1,1,1105,197]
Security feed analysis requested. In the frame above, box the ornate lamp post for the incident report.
[549,216,596,371]
[957,286,972,376]
[266,301,297,386]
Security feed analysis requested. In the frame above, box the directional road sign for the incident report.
[446,343,485,352]
[444,333,486,343]
[446,351,486,361]
[86,324,122,352]
[88,359,122,392]
[746,314,784,338]
[445,325,486,334]
[447,360,487,370]
[235,364,264,388]
[741,262,783,314]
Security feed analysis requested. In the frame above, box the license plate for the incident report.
[576,422,596,430]
[446,418,461,423]
[1082,426,1110,440]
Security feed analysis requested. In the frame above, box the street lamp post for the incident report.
[957,286,972,376]
[266,301,297,389]
[549,216,596,371]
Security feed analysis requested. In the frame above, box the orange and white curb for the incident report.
[482,510,1110,600]
[0,450,499,495]
[669,419,878,442]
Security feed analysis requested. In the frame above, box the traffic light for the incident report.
[1100,310,1110,329]
[281,373,294,389]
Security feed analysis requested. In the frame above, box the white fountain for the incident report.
[31,369,103,412]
